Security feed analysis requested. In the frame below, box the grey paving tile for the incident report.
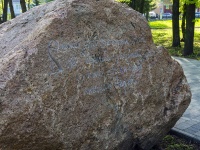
[173,57,200,140]
[194,135,200,141]
[194,131,200,137]
[184,120,199,126]
[175,118,188,125]
[192,95,200,98]
[193,116,200,121]
[190,98,200,104]
[183,114,191,118]
[188,110,200,116]
[184,128,197,134]
[189,110,199,115]
[191,87,200,92]
[174,122,194,130]
[187,125,200,132]
[186,105,195,110]
[172,127,195,138]
[181,116,191,121]
[191,123,200,130]
[195,64,200,67]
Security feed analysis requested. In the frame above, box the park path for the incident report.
[172,57,200,141]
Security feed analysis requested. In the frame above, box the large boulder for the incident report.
[0,0,191,149]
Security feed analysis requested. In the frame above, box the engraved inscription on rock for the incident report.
[47,38,145,97]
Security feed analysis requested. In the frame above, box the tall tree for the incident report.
[183,3,195,56]
[34,0,39,6]
[20,0,27,13]
[181,4,186,42]
[9,0,15,19]
[139,0,145,13]
[144,0,156,20]
[117,0,156,16]
[130,0,136,9]
[0,0,3,13]
[3,0,8,22]
[172,0,180,47]
[27,0,30,9]
[0,0,3,23]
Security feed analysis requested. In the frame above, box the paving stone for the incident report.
[186,113,200,119]
[172,127,195,138]
[172,57,200,142]
[184,128,197,134]
[192,95,200,99]
[187,125,200,132]
[193,116,200,121]
[175,118,187,125]
[175,122,194,130]
[191,123,200,130]
[194,135,200,141]
[185,120,199,125]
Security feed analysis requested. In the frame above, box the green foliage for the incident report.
[166,144,194,150]
[27,0,53,7]
[147,0,157,11]
[184,0,199,5]
[25,0,33,4]
[158,135,195,150]
[45,0,54,2]
[0,0,3,15]
[163,135,176,145]
[116,0,157,14]
[162,135,175,147]
[116,0,131,5]
[180,0,200,12]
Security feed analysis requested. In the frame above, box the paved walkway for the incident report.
[172,57,200,141]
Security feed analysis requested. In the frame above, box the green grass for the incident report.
[150,20,200,60]
[149,20,172,29]
[162,135,194,150]
[149,19,200,29]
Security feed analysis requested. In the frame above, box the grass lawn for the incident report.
[149,19,200,60]
[149,19,200,29]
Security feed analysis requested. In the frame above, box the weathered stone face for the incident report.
[0,0,191,149]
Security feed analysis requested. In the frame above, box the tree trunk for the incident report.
[181,4,186,42]
[3,0,8,22]
[0,0,2,23]
[183,4,195,56]
[139,0,145,14]
[146,11,149,20]
[130,0,136,10]
[20,0,27,13]
[9,0,15,19]
[28,0,30,9]
[1,0,3,13]
[172,0,180,47]
[35,0,39,6]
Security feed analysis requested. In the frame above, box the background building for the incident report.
[153,0,172,16]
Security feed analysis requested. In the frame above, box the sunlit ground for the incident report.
[149,19,200,60]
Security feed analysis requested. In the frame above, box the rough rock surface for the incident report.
[0,0,191,149]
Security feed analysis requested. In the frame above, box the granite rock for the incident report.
[0,0,191,149]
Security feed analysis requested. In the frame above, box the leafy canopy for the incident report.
[0,0,3,15]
